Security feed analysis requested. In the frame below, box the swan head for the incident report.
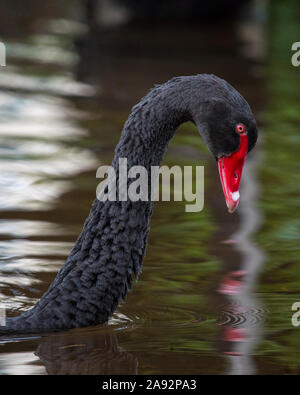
[190,76,258,213]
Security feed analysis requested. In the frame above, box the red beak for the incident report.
[218,134,248,213]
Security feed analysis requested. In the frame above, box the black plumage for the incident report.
[0,74,257,333]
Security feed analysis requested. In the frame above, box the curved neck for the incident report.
[113,79,191,171]
[4,77,201,332]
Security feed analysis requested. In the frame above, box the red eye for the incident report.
[236,123,246,134]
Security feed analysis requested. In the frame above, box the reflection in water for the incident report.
[0,311,139,375]
[0,325,138,375]
[216,148,265,374]
[0,93,97,211]
[35,327,138,375]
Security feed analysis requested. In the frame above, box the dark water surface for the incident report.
[0,2,300,375]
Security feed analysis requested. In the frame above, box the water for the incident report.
[0,1,300,375]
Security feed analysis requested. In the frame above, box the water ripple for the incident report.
[217,303,267,327]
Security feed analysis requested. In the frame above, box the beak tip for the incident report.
[227,200,239,214]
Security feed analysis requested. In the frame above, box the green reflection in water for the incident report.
[256,0,300,371]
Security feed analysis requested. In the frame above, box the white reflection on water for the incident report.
[0,258,66,274]
[0,220,73,238]
[0,70,96,97]
[223,145,265,375]
[0,93,90,137]
[0,352,46,375]
[7,33,78,67]
[0,175,72,210]
[0,240,73,260]
[0,92,98,210]
[0,240,73,301]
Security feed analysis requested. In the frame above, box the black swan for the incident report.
[0,74,257,333]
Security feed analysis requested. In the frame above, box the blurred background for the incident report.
[0,0,300,375]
